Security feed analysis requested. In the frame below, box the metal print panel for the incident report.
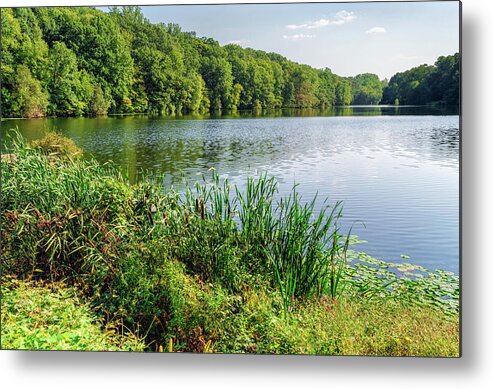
[0,1,461,356]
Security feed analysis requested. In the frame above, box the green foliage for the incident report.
[90,84,110,116]
[47,42,92,116]
[218,290,458,356]
[1,133,459,355]
[232,175,351,315]
[345,252,459,316]
[1,277,145,351]
[382,54,460,105]
[2,6,458,117]
[350,73,383,105]
[11,65,49,118]
[317,68,337,108]
[427,53,460,105]
[200,46,235,111]
[335,79,352,106]
[1,8,48,116]
[11,8,49,80]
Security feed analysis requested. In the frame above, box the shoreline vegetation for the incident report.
[1,132,459,355]
[0,103,459,122]
[2,7,459,119]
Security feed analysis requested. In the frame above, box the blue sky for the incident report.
[131,1,459,80]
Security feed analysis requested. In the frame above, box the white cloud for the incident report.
[332,10,357,25]
[366,26,387,34]
[286,23,308,30]
[286,10,356,30]
[309,19,330,29]
[283,34,316,41]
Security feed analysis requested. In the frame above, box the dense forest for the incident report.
[381,53,460,105]
[1,7,459,118]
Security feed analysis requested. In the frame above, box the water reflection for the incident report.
[1,109,459,273]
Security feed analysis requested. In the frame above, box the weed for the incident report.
[29,131,83,158]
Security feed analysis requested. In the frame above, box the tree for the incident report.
[1,6,459,117]
[200,44,234,111]
[291,65,319,108]
[11,65,48,118]
[90,84,110,116]
[34,7,134,112]
[47,41,91,116]
[12,8,49,81]
[381,55,459,106]
[350,73,383,105]
[427,53,460,105]
[317,68,337,109]
[1,9,23,115]
[335,79,352,106]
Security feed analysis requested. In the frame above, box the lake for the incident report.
[1,106,460,274]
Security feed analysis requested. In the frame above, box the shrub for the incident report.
[1,277,145,351]
[30,131,83,157]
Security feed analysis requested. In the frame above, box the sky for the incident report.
[129,1,460,80]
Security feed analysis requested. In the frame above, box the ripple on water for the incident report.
[1,114,459,273]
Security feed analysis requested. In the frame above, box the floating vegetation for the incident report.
[345,252,459,316]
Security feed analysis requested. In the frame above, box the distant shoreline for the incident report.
[0,104,460,122]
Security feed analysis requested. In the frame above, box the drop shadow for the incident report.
[4,1,480,379]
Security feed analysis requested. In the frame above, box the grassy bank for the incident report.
[0,132,459,355]
[1,277,145,351]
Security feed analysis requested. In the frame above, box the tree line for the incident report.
[381,53,460,106]
[1,7,459,118]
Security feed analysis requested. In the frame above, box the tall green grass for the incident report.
[161,171,352,316]
[1,132,459,354]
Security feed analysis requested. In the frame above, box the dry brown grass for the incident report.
[29,131,83,157]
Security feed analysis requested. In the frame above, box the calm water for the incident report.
[1,106,460,274]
